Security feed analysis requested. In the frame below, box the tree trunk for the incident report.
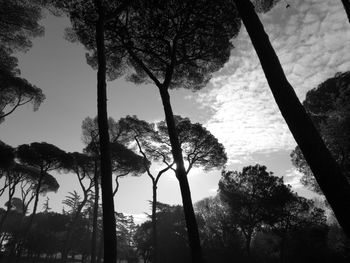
[233,0,350,237]
[158,87,203,263]
[95,1,117,262]
[91,160,99,263]
[341,0,350,23]
[152,183,158,263]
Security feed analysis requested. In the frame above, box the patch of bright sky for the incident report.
[0,0,348,219]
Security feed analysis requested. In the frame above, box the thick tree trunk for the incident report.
[95,1,117,262]
[152,183,158,263]
[91,160,99,263]
[233,0,350,237]
[158,87,203,263]
[341,0,350,23]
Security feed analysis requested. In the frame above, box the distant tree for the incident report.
[60,152,95,263]
[219,165,294,255]
[232,0,350,238]
[134,203,191,263]
[195,196,244,263]
[291,71,350,194]
[16,142,64,248]
[0,1,46,122]
[117,115,227,262]
[81,116,145,262]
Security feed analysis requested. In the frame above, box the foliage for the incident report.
[0,0,46,122]
[219,164,294,253]
[291,71,350,193]
[134,203,191,263]
[16,142,67,172]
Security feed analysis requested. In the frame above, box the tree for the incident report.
[195,196,244,263]
[117,115,227,262]
[232,0,350,238]
[51,1,133,261]
[81,115,145,262]
[219,164,294,255]
[60,152,95,263]
[0,1,46,122]
[291,71,350,193]
[134,203,191,263]
[16,142,65,243]
[72,1,241,261]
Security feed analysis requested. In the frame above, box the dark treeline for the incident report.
[1,0,350,263]
[1,164,350,263]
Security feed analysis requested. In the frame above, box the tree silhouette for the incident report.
[15,142,64,253]
[291,71,350,194]
[60,152,95,263]
[219,165,294,255]
[90,2,240,259]
[51,1,133,261]
[117,115,227,262]
[0,1,46,122]
[232,0,350,238]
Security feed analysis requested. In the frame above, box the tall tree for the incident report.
[232,0,350,237]
[86,2,240,261]
[219,165,294,255]
[291,71,350,194]
[117,115,227,263]
[51,1,133,261]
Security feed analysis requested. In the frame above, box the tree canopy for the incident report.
[291,71,350,193]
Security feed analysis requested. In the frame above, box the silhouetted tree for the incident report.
[60,152,95,263]
[15,142,64,259]
[232,0,350,237]
[117,115,227,262]
[291,71,350,194]
[74,1,241,261]
[219,165,294,255]
[135,203,191,263]
[51,1,133,261]
[195,196,244,263]
[0,1,46,122]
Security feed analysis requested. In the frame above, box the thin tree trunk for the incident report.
[91,160,99,263]
[158,87,203,263]
[341,0,350,23]
[152,183,157,263]
[94,0,117,262]
[233,0,350,237]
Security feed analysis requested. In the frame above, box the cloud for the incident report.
[195,0,350,164]
[283,168,304,189]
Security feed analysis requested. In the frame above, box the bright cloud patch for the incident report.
[195,0,350,163]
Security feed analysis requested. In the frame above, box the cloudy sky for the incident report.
[0,0,349,222]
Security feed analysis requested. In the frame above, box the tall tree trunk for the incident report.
[95,1,117,262]
[341,0,350,23]
[91,160,99,263]
[158,87,203,263]
[152,183,158,263]
[233,0,350,237]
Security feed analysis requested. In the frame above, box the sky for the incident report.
[0,0,349,224]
